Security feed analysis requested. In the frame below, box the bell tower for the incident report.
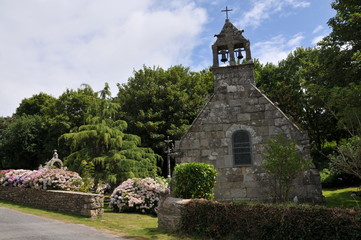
[212,8,252,67]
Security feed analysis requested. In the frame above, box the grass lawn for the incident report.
[323,186,361,209]
[0,200,191,240]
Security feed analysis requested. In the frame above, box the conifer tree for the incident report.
[60,83,160,185]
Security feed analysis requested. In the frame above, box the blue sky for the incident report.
[0,0,335,117]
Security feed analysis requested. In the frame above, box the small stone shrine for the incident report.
[174,14,323,203]
[39,149,66,170]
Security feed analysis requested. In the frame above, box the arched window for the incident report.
[232,131,252,165]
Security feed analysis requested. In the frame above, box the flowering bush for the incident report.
[32,169,83,191]
[110,177,168,214]
[0,169,83,191]
[0,169,34,187]
[17,170,45,188]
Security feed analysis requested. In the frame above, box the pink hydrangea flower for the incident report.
[110,177,168,214]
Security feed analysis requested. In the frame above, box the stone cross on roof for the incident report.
[221,6,233,20]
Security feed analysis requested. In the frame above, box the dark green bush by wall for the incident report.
[172,162,217,199]
[180,200,361,240]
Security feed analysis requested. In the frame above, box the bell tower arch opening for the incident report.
[212,7,252,68]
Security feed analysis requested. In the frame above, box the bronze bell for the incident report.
[237,50,243,59]
[220,50,228,63]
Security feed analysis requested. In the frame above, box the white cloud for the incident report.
[253,33,304,64]
[238,0,310,28]
[311,35,325,45]
[286,0,310,8]
[287,33,304,47]
[312,25,324,34]
[0,0,207,117]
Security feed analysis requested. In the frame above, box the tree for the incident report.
[331,135,361,181]
[262,135,311,202]
[60,83,160,185]
[255,48,339,168]
[0,115,43,169]
[16,92,57,116]
[115,65,213,164]
[55,84,97,130]
[317,0,361,133]
[14,92,71,165]
[0,117,13,169]
[326,0,361,58]
[1,93,67,170]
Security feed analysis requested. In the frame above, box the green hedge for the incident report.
[180,200,361,240]
[172,163,217,199]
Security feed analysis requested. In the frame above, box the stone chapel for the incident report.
[174,18,324,203]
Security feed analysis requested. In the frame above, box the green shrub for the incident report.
[172,163,217,199]
[320,166,361,188]
[320,168,336,187]
[263,135,311,202]
[180,200,361,240]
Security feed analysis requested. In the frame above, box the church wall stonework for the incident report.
[175,63,324,204]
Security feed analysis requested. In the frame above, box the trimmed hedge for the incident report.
[180,200,361,240]
[172,163,217,199]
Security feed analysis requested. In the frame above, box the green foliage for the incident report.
[320,168,336,187]
[180,200,361,240]
[331,136,361,181]
[326,84,361,133]
[115,65,213,163]
[78,160,95,192]
[255,3,361,171]
[0,90,86,169]
[172,163,217,199]
[0,115,43,169]
[320,165,361,188]
[15,92,57,116]
[327,0,361,54]
[254,47,344,169]
[262,135,311,202]
[55,84,97,129]
[60,84,160,185]
[317,0,361,134]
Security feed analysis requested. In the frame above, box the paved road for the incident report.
[0,207,125,240]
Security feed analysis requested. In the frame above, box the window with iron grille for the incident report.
[232,130,252,165]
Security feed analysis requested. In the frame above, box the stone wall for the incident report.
[0,186,103,217]
[175,64,324,203]
[157,195,191,231]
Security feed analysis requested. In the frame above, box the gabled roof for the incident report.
[213,19,248,48]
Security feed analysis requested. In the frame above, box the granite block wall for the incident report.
[0,186,103,217]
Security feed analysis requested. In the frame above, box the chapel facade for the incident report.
[174,18,324,203]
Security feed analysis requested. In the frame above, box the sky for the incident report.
[0,0,335,117]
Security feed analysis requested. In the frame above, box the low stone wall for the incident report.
[0,186,103,217]
[157,196,191,231]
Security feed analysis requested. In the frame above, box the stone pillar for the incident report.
[228,45,235,66]
[212,45,219,67]
[157,195,191,231]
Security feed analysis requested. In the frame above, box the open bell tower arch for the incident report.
[212,8,252,67]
